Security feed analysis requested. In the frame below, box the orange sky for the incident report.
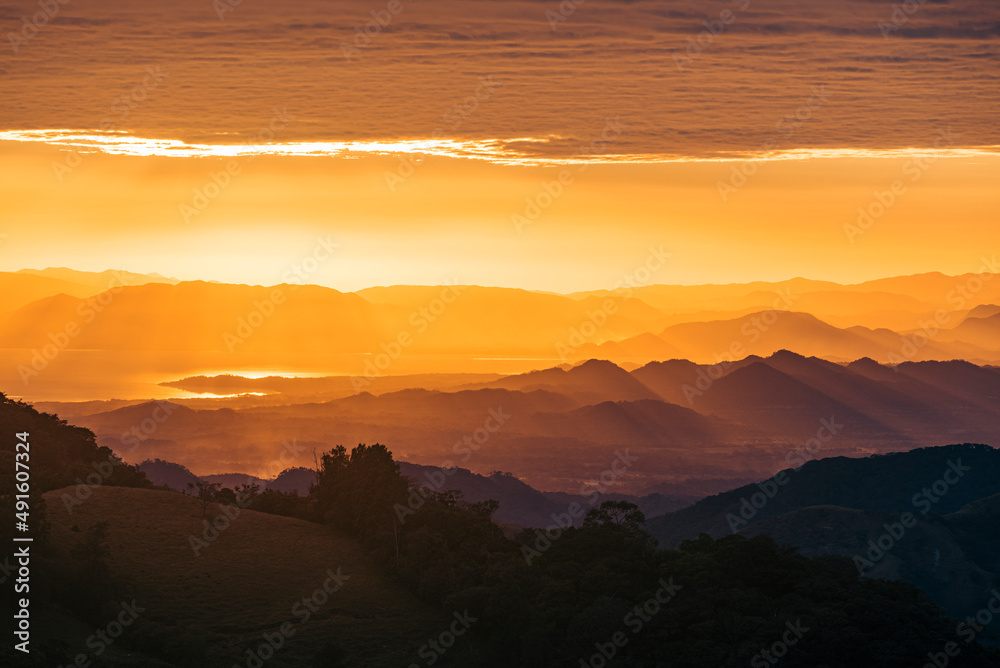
[1,0,998,291]
[0,140,997,292]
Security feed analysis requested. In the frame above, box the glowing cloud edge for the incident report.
[1,129,998,165]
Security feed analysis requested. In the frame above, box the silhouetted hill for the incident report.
[645,444,1000,619]
[845,357,996,421]
[138,459,200,493]
[732,491,1000,620]
[646,444,1000,548]
[38,485,445,666]
[398,461,699,529]
[524,398,730,445]
[326,386,579,419]
[945,492,1000,576]
[201,472,267,490]
[694,361,896,440]
[478,358,660,403]
[0,392,151,495]
[81,400,197,428]
[140,460,316,496]
[964,304,1000,319]
[632,352,1000,445]
[629,358,704,404]
[268,466,317,495]
[895,359,1000,411]
[740,503,999,619]
[746,351,953,437]
[399,462,562,527]
[57,354,1000,494]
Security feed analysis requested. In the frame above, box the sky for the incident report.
[0,0,997,292]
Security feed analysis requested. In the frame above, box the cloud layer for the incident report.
[1,0,998,159]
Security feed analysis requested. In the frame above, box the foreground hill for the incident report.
[645,444,1000,620]
[646,444,1000,548]
[740,502,999,619]
[8,395,1000,667]
[40,486,446,667]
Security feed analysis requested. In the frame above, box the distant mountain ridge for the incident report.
[3,270,1000,362]
[61,351,1000,493]
[16,267,179,287]
[138,459,317,496]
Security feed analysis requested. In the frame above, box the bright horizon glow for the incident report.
[2,129,999,165]
[3,135,998,294]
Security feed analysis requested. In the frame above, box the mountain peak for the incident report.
[572,358,627,373]
[768,349,808,361]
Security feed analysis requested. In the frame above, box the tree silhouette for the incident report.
[188,480,221,518]
[583,499,646,534]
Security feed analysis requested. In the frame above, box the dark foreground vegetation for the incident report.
[2,392,999,667]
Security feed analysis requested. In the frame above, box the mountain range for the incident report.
[45,350,997,494]
[3,268,1000,364]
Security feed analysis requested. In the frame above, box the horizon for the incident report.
[7,265,999,295]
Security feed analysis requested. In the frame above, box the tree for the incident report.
[235,480,261,506]
[314,443,408,537]
[188,480,221,517]
[583,500,646,534]
[215,486,237,505]
[463,498,500,520]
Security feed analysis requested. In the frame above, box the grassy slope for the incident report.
[41,486,446,667]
